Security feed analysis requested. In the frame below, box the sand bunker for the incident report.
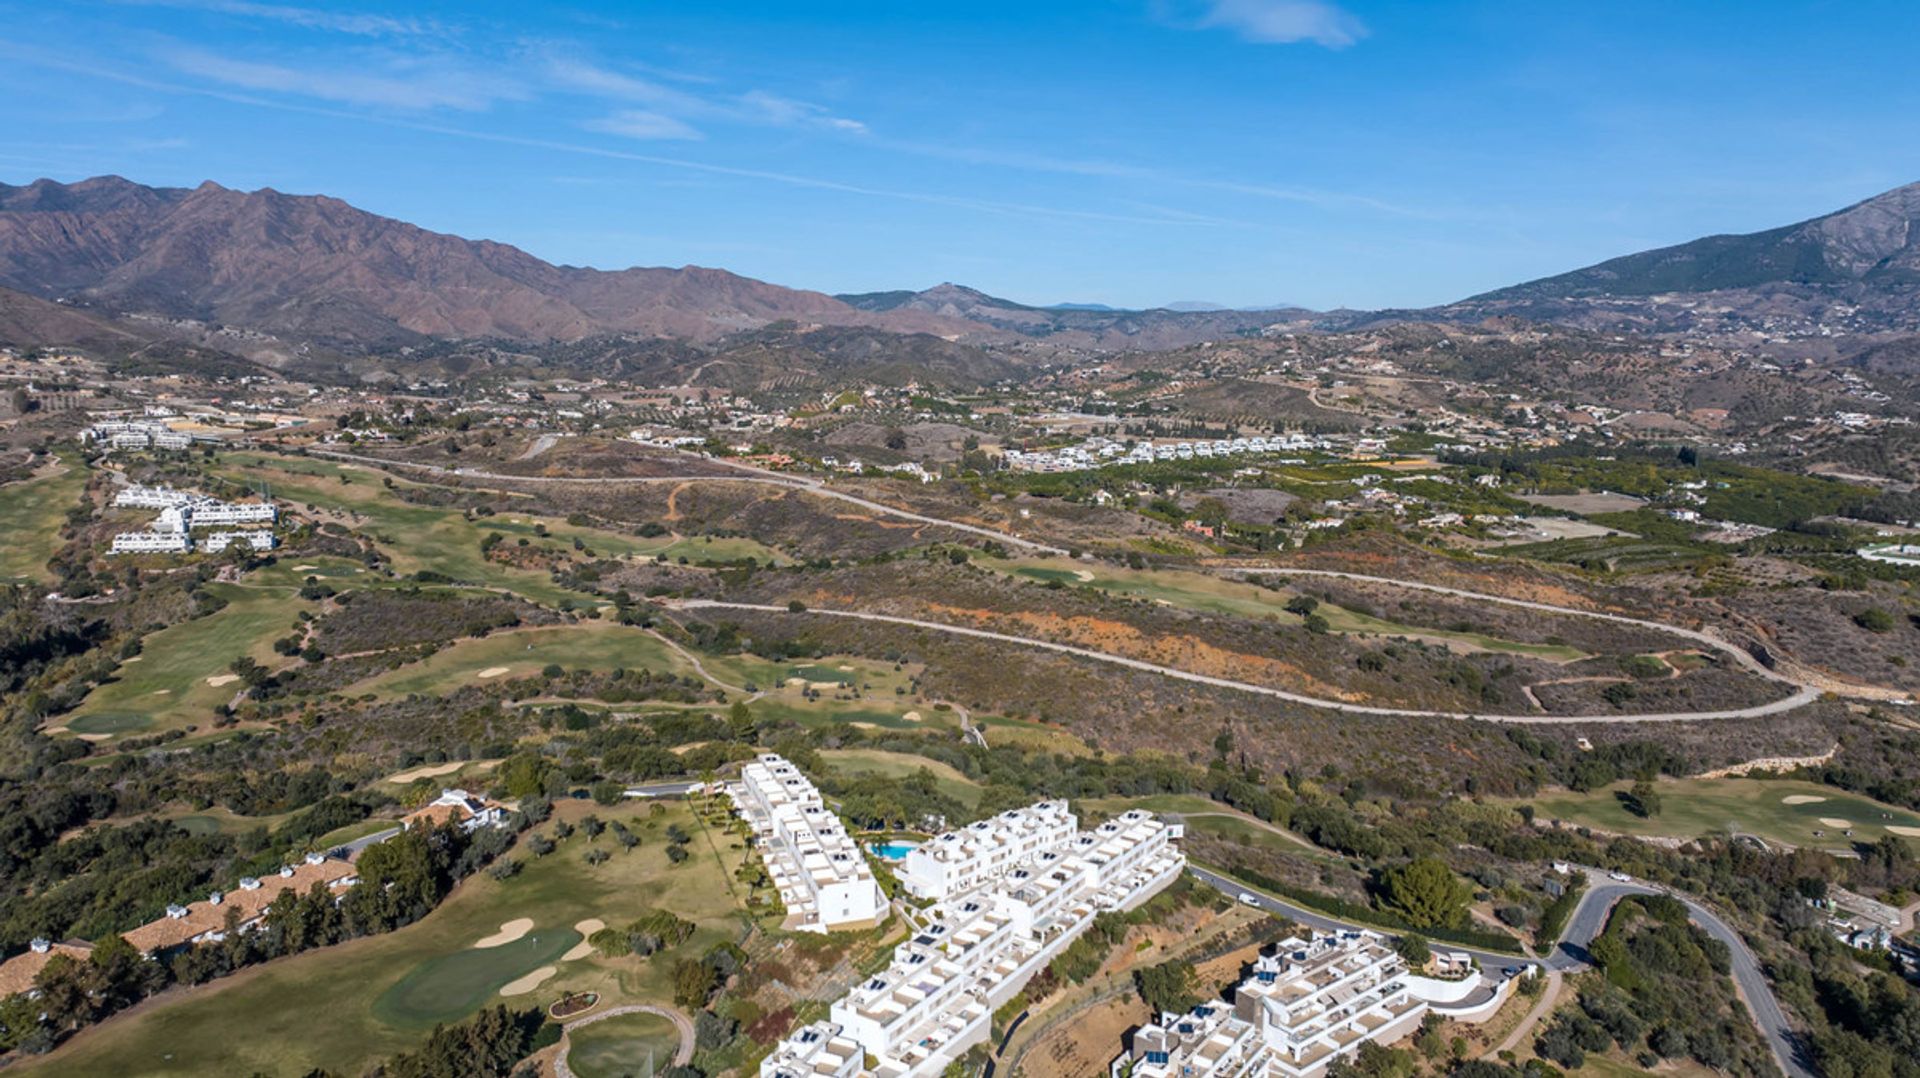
[205,674,240,687]
[77,733,112,742]
[474,918,534,948]
[389,761,465,784]
[850,721,879,730]
[292,564,318,571]
[1781,794,1827,805]
[1073,569,1095,582]
[477,667,511,680]
[1888,826,1920,838]
[1819,817,1854,829]
[151,689,171,696]
[122,656,142,663]
[499,965,557,996]
[903,711,923,722]
[560,919,605,961]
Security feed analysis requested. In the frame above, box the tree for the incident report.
[1285,595,1320,616]
[1855,608,1897,633]
[1380,858,1472,929]
[672,958,719,1010]
[883,427,909,451]
[1394,932,1431,968]
[1134,960,1197,1016]
[1623,780,1662,818]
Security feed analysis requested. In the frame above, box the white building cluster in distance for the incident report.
[82,419,202,451]
[1117,930,1427,1078]
[108,484,278,556]
[728,754,888,933]
[760,800,1186,1078]
[1003,433,1324,474]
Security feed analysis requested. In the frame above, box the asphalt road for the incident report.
[1190,864,1814,1078]
[669,599,1818,725]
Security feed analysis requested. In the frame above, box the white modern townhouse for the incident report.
[728,754,888,933]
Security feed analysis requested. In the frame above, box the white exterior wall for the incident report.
[111,531,193,554]
[728,754,886,933]
[781,804,1184,1078]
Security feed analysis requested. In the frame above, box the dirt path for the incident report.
[1490,969,1562,1057]
[517,434,560,461]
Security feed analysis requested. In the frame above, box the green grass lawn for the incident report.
[565,1012,683,1078]
[1522,778,1920,853]
[58,582,313,739]
[22,799,747,1078]
[340,624,694,698]
[991,557,1589,662]
[371,926,583,1028]
[820,748,983,806]
[0,455,83,583]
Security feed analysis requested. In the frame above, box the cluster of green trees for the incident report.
[1,821,515,1056]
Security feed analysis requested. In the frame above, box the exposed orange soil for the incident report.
[916,602,1366,703]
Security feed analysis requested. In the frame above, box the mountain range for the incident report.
[2,174,1918,372]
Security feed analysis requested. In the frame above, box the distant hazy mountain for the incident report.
[1441,181,1920,334]
[836,283,1316,349]
[0,176,973,356]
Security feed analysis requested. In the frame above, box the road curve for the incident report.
[1189,865,1812,1078]
[300,448,1067,555]
[667,600,1819,724]
[1229,567,1795,688]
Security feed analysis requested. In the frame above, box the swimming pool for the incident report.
[869,841,919,861]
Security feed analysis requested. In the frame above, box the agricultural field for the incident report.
[992,556,1590,661]
[1521,777,1920,853]
[52,581,317,739]
[19,799,745,1078]
[0,454,83,583]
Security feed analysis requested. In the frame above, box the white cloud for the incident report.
[581,110,703,141]
[736,90,868,135]
[157,45,521,110]
[121,0,440,37]
[1196,0,1367,47]
[545,55,867,136]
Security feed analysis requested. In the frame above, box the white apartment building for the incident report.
[187,501,277,526]
[202,530,277,553]
[773,804,1185,1078]
[110,530,193,554]
[1116,930,1427,1078]
[759,1020,865,1078]
[898,800,1077,901]
[114,484,194,510]
[728,754,887,933]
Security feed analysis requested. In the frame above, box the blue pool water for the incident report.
[869,841,919,861]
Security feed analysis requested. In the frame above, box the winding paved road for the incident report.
[1188,864,1814,1078]
[666,599,1818,724]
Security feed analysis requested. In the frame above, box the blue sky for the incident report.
[2,1,1918,310]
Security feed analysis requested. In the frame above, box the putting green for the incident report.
[372,926,582,1028]
[566,1012,683,1078]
